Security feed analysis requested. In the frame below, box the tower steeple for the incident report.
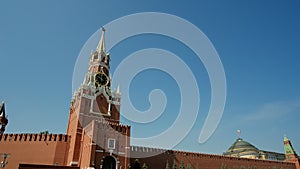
[0,101,8,134]
[96,27,106,54]
[284,135,300,168]
[284,135,298,157]
[88,26,110,75]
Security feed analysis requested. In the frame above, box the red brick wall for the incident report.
[66,106,82,165]
[0,134,70,169]
[78,131,93,169]
[130,147,298,169]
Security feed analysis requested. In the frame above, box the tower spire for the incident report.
[96,26,106,54]
[283,135,300,168]
[117,84,120,94]
[284,135,297,156]
[0,101,5,117]
[0,100,8,134]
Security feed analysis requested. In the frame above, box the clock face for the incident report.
[95,72,109,86]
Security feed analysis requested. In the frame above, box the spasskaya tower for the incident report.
[78,26,121,122]
[66,27,130,169]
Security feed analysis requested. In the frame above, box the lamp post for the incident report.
[0,153,11,169]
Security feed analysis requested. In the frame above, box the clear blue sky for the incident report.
[1,1,300,155]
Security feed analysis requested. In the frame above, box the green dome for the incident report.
[224,138,259,158]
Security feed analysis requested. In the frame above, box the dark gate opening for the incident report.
[102,156,116,169]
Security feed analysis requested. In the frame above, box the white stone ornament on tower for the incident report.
[117,84,120,94]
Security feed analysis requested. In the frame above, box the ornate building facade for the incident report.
[0,29,299,169]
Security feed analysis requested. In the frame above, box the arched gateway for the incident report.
[102,156,117,169]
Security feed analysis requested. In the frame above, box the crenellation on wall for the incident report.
[0,133,69,142]
[130,145,167,155]
[91,119,130,135]
[0,133,70,169]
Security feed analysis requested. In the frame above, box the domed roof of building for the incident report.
[224,138,260,158]
[227,138,258,152]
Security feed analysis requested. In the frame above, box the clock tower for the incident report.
[66,28,130,169]
[79,26,121,122]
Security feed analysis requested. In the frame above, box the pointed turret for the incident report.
[117,84,120,94]
[0,101,8,134]
[96,27,106,54]
[88,26,110,74]
[284,135,300,168]
[0,101,4,117]
[284,135,298,157]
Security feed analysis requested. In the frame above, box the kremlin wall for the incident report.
[0,134,70,167]
[0,29,300,169]
[130,146,297,169]
[0,133,299,169]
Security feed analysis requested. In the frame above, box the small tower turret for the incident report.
[0,101,8,134]
[284,135,300,169]
[284,135,298,159]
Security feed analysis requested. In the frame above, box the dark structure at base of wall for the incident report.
[19,164,79,169]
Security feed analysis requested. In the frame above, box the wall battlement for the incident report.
[131,146,165,153]
[93,120,131,135]
[0,133,69,142]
